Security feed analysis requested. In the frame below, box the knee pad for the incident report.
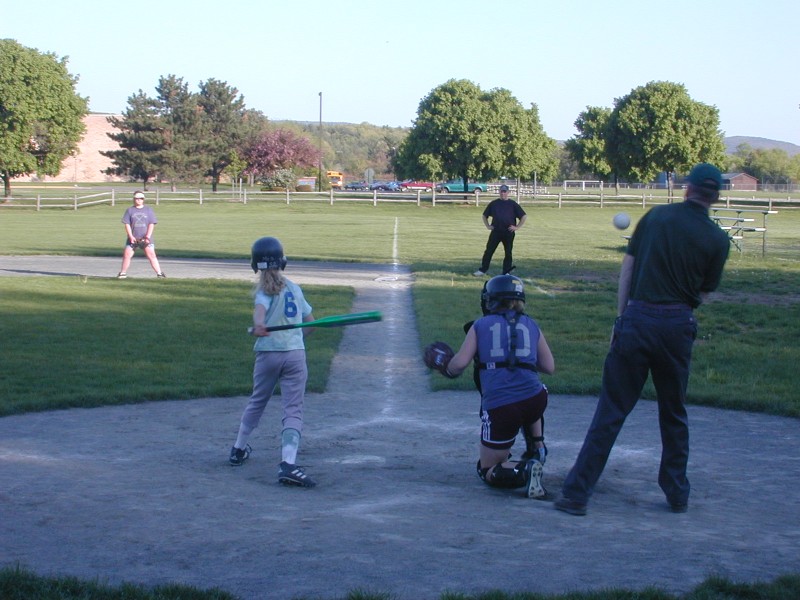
[484,463,527,489]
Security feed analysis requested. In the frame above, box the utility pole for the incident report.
[318,92,323,192]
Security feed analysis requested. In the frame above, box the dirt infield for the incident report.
[1,256,798,600]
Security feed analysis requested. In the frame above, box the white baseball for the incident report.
[613,212,631,230]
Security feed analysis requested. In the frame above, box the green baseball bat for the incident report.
[248,310,382,334]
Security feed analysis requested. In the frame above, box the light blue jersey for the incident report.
[253,280,312,352]
[474,311,544,410]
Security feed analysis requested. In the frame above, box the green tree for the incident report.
[789,154,800,184]
[395,79,491,185]
[224,149,248,190]
[606,81,725,194]
[564,106,613,180]
[485,89,558,184]
[102,91,163,187]
[108,77,264,190]
[728,144,795,185]
[0,40,88,197]
[196,78,247,192]
[286,121,406,181]
[555,143,583,181]
[154,75,203,190]
[727,143,753,173]
[395,79,555,188]
[749,148,792,184]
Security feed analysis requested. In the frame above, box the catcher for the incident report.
[424,275,555,498]
[117,191,166,279]
[464,281,547,465]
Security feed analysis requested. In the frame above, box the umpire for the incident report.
[555,163,730,516]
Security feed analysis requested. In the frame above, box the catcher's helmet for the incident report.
[251,237,287,273]
[482,275,525,312]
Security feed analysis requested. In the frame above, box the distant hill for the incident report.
[283,123,800,158]
[724,136,800,156]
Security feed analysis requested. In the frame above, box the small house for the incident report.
[722,172,758,191]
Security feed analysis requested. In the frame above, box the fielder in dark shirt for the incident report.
[474,185,527,277]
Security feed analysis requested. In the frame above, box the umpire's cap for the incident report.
[687,163,723,192]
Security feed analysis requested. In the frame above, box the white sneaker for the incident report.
[525,459,545,499]
[473,270,486,277]
[116,272,127,279]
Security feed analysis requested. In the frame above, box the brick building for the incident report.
[16,113,125,183]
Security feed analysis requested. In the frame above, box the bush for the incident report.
[259,168,296,191]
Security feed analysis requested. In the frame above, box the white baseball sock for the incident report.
[281,428,301,464]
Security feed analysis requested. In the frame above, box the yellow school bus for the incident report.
[326,170,344,189]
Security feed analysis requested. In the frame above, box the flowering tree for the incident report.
[243,129,320,179]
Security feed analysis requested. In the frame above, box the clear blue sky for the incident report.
[4,0,799,144]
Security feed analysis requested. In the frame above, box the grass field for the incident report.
[2,565,799,599]
[2,201,799,417]
[0,277,353,416]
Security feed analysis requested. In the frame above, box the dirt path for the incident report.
[1,256,798,599]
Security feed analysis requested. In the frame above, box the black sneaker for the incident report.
[156,272,166,278]
[525,459,546,499]
[669,502,688,513]
[229,444,251,466]
[554,496,587,516]
[278,461,316,487]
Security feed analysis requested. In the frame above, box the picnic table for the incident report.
[710,208,777,255]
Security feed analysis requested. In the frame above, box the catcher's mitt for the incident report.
[423,341,457,378]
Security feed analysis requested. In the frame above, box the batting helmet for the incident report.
[251,237,287,273]
[482,275,525,312]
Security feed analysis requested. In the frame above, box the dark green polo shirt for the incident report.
[627,200,730,308]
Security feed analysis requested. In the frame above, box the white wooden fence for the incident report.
[2,188,798,211]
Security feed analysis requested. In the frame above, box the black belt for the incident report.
[628,300,692,310]
[478,361,537,372]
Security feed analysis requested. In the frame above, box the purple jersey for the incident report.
[473,311,544,410]
[121,205,158,240]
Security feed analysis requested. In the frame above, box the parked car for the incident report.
[344,180,369,191]
[399,179,434,192]
[436,179,488,193]
[371,180,401,192]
